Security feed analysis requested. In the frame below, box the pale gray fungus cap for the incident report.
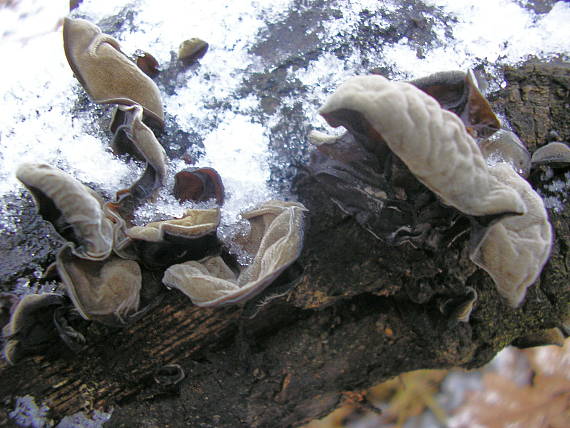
[63,18,164,127]
[162,200,307,306]
[531,141,570,168]
[470,162,552,307]
[16,163,114,261]
[319,75,526,219]
[126,208,221,243]
[56,243,142,326]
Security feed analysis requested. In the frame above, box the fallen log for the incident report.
[0,61,568,428]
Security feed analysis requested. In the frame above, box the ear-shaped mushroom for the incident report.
[531,142,570,168]
[111,104,168,201]
[127,209,220,243]
[134,50,160,78]
[2,293,65,364]
[162,200,307,306]
[173,167,225,204]
[0,293,18,332]
[307,128,472,249]
[56,244,141,326]
[469,163,552,307]
[437,287,478,323]
[319,75,526,220]
[178,38,209,65]
[479,129,531,177]
[109,208,221,269]
[16,163,113,261]
[63,18,164,128]
[410,70,500,137]
[513,327,565,348]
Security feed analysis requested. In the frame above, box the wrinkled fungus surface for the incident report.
[163,200,307,306]
[56,244,142,326]
[319,75,526,218]
[470,163,552,307]
[314,72,553,309]
[63,17,164,127]
[16,163,114,261]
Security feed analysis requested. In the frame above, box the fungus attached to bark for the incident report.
[178,38,209,65]
[319,75,525,220]
[63,17,164,127]
[173,167,225,204]
[111,104,168,201]
[479,129,531,177]
[513,328,566,348]
[410,70,500,138]
[109,208,221,269]
[127,209,220,243]
[470,162,552,307]
[531,142,570,168]
[134,50,160,78]
[162,200,307,306]
[0,293,18,332]
[306,130,424,245]
[16,163,114,261]
[2,293,65,364]
[56,243,142,326]
[437,287,478,323]
[316,74,553,308]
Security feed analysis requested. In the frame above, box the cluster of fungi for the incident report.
[1,18,307,364]
[3,15,570,366]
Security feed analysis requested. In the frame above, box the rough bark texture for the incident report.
[0,62,569,428]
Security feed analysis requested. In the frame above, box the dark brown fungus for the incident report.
[53,305,87,352]
[2,293,65,364]
[173,167,225,204]
[306,132,422,245]
[111,104,168,202]
[69,0,83,11]
[178,38,209,65]
[437,287,477,323]
[56,243,142,326]
[307,127,471,249]
[512,328,565,348]
[410,70,500,138]
[163,201,307,307]
[16,163,114,261]
[531,142,570,168]
[63,18,164,128]
[479,129,531,177]
[319,76,525,219]
[154,364,185,386]
[134,50,160,78]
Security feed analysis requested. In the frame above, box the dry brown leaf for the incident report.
[370,370,448,427]
[451,340,570,428]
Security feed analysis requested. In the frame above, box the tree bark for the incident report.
[0,62,569,428]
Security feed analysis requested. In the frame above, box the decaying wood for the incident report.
[0,62,569,428]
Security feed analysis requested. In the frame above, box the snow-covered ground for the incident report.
[1,0,568,235]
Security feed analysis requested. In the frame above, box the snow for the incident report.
[1,0,568,232]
